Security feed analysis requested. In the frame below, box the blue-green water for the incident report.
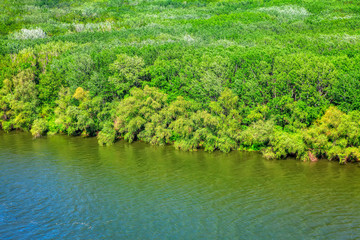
[1,132,359,239]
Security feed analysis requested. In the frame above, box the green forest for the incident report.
[1,0,360,163]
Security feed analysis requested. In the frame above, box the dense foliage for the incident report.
[1,0,360,163]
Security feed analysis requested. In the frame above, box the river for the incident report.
[0,132,359,239]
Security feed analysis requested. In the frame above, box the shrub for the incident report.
[12,28,46,40]
[97,123,116,146]
[31,119,48,138]
[265,130,307,160]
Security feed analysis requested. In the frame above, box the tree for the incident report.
[109,54,145,98]
[0,69,38,131]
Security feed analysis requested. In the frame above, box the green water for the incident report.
[0,132,359,239]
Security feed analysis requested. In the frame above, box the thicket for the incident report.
[1,0,360,163]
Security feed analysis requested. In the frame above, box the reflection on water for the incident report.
[1,132,359,239]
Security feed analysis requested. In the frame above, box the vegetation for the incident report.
[1,0,360,163]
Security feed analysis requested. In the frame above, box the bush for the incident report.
[31,119,48,138]
[265,130,307,160]
[97,123,116,146]
[12,28,46,40]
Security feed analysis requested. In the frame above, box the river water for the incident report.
[0,132,359,239]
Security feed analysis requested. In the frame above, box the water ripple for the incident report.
[1,132,360,239]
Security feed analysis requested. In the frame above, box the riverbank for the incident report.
[3,96,360,166]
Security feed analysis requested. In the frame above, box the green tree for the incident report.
[0,69,38,131]
[109,54,145,98]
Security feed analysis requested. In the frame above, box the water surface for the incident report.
[1,132,359,239]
